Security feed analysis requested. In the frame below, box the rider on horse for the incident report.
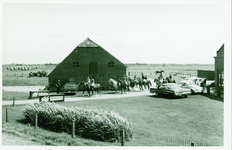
[87,76,95,87]
[91,78,95,87]
[167,75,176,83]
[87,76,91,83]
[123,74,127,81]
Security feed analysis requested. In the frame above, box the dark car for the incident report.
[150,83,191,98]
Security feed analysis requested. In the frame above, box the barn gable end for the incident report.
[48,38,126,90]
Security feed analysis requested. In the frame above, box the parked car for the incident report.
[63,82,78,95]
[150,83,191,98]
[178,80,204,94]
[206,80,215,87]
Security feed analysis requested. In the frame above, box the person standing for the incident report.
[141,73,145,80]
[56,80,61,94]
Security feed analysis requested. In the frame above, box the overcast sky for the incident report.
[2,0,229,64]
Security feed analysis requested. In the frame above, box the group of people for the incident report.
[54,72,175,93]
[154,73,176,86]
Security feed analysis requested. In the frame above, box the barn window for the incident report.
[99,74,104,77]
[108,62,114,67]
[73,62,79,67]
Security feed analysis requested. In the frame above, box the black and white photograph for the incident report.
[1,0,231,149]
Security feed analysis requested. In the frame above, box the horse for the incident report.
[78,81,92,97]
[108,78,120,93]
[127,77,138,91]
[78,81,101,97]
[92,83,101,95]
[136,77,145,91]
[166,76,176,83]
[108,78,129,94]
[118,79,130,94]
[143,79,152,90]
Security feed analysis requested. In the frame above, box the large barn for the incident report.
[48,38,126,90]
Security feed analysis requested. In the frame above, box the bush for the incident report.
[23,102,134,142]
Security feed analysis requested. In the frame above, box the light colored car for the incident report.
[64,82,78,94]
[150,83,191,98]
[178,80,204,94]
[206,80,215,87]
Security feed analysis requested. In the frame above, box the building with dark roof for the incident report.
[48,38,126,90]
[214,44,224,88]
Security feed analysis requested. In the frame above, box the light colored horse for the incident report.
[108,78,129,94]
[108,78,120,93]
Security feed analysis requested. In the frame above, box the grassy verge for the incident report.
[2,95,223,146]
[2,76,48,86]
[2,90,29,101]
[2,122,116,146]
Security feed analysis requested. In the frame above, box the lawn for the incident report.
[2,94,223,146]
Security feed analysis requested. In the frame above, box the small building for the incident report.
[48,38,126,90]
[214,44,224,88]
[197,70,215,80]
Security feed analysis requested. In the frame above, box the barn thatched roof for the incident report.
[78,37,100,47]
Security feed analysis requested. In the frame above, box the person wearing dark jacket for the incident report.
[56,80,61,94]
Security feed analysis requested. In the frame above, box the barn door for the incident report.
[89,62,98,78]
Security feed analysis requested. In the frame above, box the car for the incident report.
[150,83,191,98]
[206,80,215,87]
[63,82,78,95]
[178,80,204,94]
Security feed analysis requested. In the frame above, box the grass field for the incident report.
[2,63,221,146]
[2,95,223,146]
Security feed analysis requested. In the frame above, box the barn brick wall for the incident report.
[48,46,126,91]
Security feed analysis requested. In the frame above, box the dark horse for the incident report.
[137,77,145,91]
[143,79,152,90]
[118,79,130,94]
[127,77,138,91]
[79,81,101,97]
[137,78,152,91]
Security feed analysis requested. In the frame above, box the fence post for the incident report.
[121,129,124,146]
[29,91,32,99]
[6,108,8,122]
[35,113,38,129]
[191,142,194,146]
[217,87,221,98]
[72,120,75,138]
[13,97,15,106]
[207,86,210,94]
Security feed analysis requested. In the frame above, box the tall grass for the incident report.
[23,102,134,142]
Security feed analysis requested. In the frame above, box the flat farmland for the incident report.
[126,64,214,79]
